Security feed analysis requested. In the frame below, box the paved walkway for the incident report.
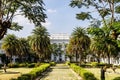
[37,64,82,80]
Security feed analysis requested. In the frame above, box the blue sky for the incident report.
[8,0,90,38]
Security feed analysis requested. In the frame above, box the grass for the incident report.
[85,68,120,80]
[0,68,33,80]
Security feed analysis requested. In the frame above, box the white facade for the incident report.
[50,33,69,62]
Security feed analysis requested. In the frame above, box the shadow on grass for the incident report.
[4,71,20,74]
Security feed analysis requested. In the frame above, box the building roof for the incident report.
[50,33,70,40]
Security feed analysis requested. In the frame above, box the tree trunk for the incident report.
[97,58,100,63]
[75,51,78,62]
[79,54,82,65]
[107,54,111,64]
[97,56,101,63]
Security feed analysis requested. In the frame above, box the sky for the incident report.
[8,0,90,38]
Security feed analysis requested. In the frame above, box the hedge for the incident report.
[49,61,56,66]
[10,63,50,80]
[69,63,98,80]
[79,62,113,68]
[7,62,41,68]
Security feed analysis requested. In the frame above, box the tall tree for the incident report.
[88,26,119,64]
[18,38,31,62]
[0,0,46,39]
[29,26,51,61]
[69,27,90,63]
[70,0,120,39]
[1,34,19,62]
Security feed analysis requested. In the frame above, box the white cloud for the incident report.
[47,9,57,13]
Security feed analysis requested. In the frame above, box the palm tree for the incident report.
[29,26,51,62]
[69,27,91,64]
[18,38,31,62]
[2,34,19,62]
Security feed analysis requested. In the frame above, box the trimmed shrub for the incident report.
[27,63,35,68]
[80,64,92,68]
[8,63,19,68]
[35,62,41,67]
[19,63,27,67]
[66,61,70,65]
[70,63,98,80]
[11,63,50,80]
[49,62,56,66]
[91,62,99,67]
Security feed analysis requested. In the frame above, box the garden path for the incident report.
[37,63,82,80]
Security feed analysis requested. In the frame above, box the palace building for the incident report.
[50,33,70,62]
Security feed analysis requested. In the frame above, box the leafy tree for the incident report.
[29,26,51,62]
[70,0,120,39]
[88,26,119,64]
[0,0,46,40]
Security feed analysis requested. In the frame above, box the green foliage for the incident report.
[0,0,46,40]
[70,63,98,80]
[18,63,27,67]
[35,62,41,67]
[8,63,19,68]
[70,0,120,20]
[80,62,113,68]
[68,27,90,63]
[115,6,120,13]
[80,64,92,68]
[76,12,92,20]
[27,63,36,68]
[49,62,56,66]
[8,63,41,68]
[91,62,99,67]
[10,22,23,31]
[66,61,70,65]
[11,63,50,80]
[29,26,51,60]
[99,8,110,18]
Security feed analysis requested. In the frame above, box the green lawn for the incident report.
[85,68,120,80]
[0,68,33,80]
